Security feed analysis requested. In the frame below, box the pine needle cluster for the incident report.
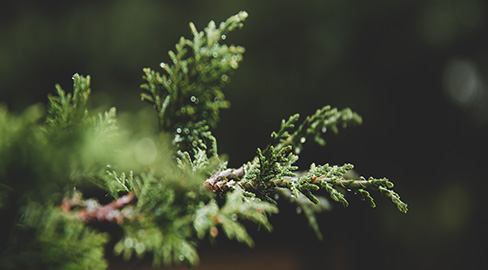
[0,11,406,269]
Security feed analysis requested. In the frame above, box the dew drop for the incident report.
[160,62,166,69]
[300,137,307,143]
[296,207,302,215]
[192,141,198,147]
[176,128,182,134]
[221,74,229,82]
[321,127,327,133]
[106,164,112,168]
[140,96,145,102]
[221,34,227,40]
[274,193,280,200]
[179,255,185,262]
[190,96,199,104]
[212,52,219,58]
[231,214,238,221]
[295,148,301,154]
[184,128,190,135]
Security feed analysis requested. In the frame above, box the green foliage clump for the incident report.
[2,205,108,270]
[46,74,91,129]
[0,11,407,270]
[140,11,247,157]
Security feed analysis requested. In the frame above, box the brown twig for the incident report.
[203,167,245,192]
[61,191,137,224]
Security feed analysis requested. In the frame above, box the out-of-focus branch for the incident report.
[61,191,137,223]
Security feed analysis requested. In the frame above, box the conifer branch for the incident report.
[194,188,278,248]
[203,166,408,214]
[61,191,137,224]
[140,11,248,157]
[46,73,91,129]
[274,106,363,154]
[0,11,408,270]
[202,106,407,217]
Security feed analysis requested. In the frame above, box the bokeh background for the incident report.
[1,0,487,269]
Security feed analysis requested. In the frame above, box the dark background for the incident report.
[1,0,487,269]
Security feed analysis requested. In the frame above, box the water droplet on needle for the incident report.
[190,96,199,104]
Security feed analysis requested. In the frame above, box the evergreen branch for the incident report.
[114,218,199,267]
[0,10,409,270]
[2,205,109,270]
[88,170,206,267]
[202,164,407,213]
[173,120,219,157]
[94,107,117,138]
[357,189,376,208]
[200,104,407,214]
[274,106,363,154]
[277,188,332,240]
[46,73,91,129]
[378,186,409,213]
[61,191,137,224]
[140,11,248,157]
[320,181,349,207]
[194,188,278,247]
[104,170,134,198]
[203,166,245,192]
[221,188,278,233]
[193,200,220,240]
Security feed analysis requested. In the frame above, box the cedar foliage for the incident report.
[0,11,406,269]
